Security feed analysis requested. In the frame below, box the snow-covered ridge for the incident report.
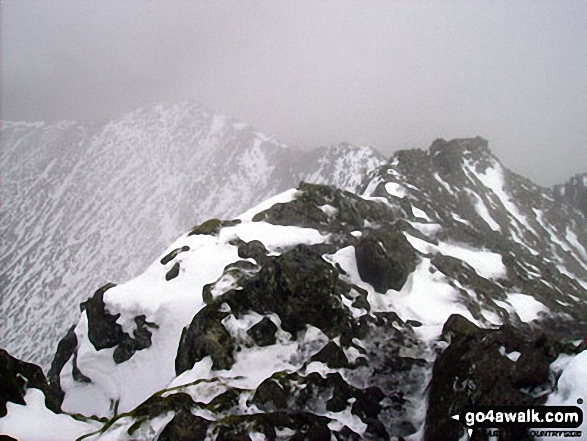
[0,153,587,440]
[0,102,385,369]
[2,134,586,440]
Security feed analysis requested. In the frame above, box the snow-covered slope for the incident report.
[1,137,585,440]
[0,103,385,369]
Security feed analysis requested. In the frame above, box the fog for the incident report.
[2,0,586,186]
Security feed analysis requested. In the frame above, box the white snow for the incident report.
[451,213,471,225]
[494,293,549,323]
[498,346,521,362]
[209,114,226,135]
[325,246,478,343]
[319,204,339,217]
[410,222,442,236]
[433,172,454,194]
[404,234,507,279]
[412,206,433,221]
[385,182,407,198]
[472,162,539,237]
[238,188,300,221]
[539,351,587,440]
[61,232,243,417]
[0,389,100,440]
[436,241,506,279]
[326,407,368,436]
[220,221,329,253]
[467,189,501,232]
[566,228,587,261]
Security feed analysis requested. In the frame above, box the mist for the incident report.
[2,0,586,186]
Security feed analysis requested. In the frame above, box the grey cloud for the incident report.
[2,0,586,186]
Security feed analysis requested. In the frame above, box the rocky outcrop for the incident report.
[0,349,59,416]
[3,138,586,440]
[554,172,587,218]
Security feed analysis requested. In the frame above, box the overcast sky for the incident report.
[2,0,586,186]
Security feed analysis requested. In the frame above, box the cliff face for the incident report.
[554,172,587,218]
[0,103,385,369]
[2,137,585,440]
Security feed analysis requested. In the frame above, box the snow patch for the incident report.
[385,182,407,198]
[0,389,100,440]
[467,189,501,232]
[494,293,549,323]
[238,188,300,221]
[412,206,432,221]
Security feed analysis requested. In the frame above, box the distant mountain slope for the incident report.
[554,172,587,218]
[1,137,584,441]
[0,102,385,369]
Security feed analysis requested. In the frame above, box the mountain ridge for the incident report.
[0,102,385,369]
[1,135,585,440]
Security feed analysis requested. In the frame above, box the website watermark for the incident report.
[451,405,583,438]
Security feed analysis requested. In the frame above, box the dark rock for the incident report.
[0,349,59,417]
[126,392,197,437]
[554,172,587,218]
[252,182,392,234]
[512,336,557,389]
[333,426,362,440]
[165,262,180,281]
[80,283,123,350]
[113,315,159,364]
[252,379,288,411]
[47,325,77,408]
[351,387,385,420]
[355,227,417,293]
[247,317,278,347]
[72,351,91,383]
[175,306,234,374]
[158,410,209,441]
[424,317,579,441]
[188,219,241,236]
[237,240,268,262]
[231,244,352,336]
[310,341,349,369]
[440,313,481,341]
[160,245,190,265]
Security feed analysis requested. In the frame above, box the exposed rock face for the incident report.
[426,314,586,441]
[1,137,586,440]
[554,172,587,218]
[0,349,59,417]
[355,227,417,292]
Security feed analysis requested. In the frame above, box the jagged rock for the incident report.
[0,349,59,417]
[246,317,278,347]
[112,315,159,364]
[175,306,234,374]
[355,227,417,292]
[253,182,391,234]
[252,379,289,411]
[47,325,77,407]
[158,410,209,441]
[78,283,158,366]
[310,341,349,368]
[425,315,582,441]
[237,240,268,262]
[12,138,586,440]
[554,172,587,218]
[79,283,122,350]
[230,244,352,336]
